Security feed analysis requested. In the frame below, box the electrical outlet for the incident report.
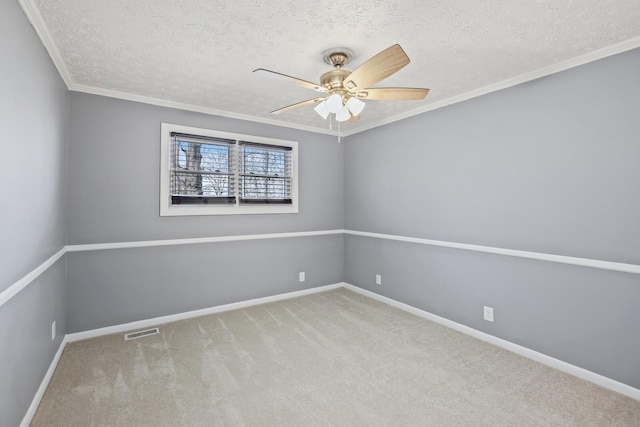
[483,306,494,322]
[375,274,382,286]
[299,271,305,282]
[51,321,56,340]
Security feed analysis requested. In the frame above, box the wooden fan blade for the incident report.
[253,69,326,93]
[343,44,410,93]
[356,87,429,101]
[347,114,360,123]
[270,97,326,115]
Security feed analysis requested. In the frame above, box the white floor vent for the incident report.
[124,327,160,341]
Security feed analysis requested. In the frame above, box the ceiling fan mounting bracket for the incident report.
[322,47,355,68]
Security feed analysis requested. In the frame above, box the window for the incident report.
[160,123,298,216]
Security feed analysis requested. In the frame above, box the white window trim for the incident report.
[160,123,299,216]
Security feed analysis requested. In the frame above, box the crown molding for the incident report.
[69,84,339,136]
[18,0,338,138]
[18,0,640,137]
[18,0,74,88]
[342,35,640,136]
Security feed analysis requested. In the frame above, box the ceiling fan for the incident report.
[253,44,429,123]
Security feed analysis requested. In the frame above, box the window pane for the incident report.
[241,176,289,199]
[201,173,230,196]
[176,141,229,172]
[241,148,286,176]
[268,152,285,176]
[177,141,187,169]
[172,172,231,196]
[172,140,232,197]
[200,144,229,172]
[242,148,266,175]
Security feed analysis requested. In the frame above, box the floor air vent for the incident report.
[124,327,160,341]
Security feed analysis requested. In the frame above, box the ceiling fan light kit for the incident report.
[335,106,352,122]
[325,93,344,113]
[313,101,330,119]
[254,44,429,124]
[346,97,366,116]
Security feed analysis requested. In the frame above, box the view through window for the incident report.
[160,123,298,216]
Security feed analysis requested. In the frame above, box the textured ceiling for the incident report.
[22,0,640,135]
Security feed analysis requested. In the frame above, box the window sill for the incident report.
[160,204,299,216]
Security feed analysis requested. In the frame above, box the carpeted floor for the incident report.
[32,288,640,426]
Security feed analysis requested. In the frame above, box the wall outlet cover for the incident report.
[483,306,494,322]
[299,272,305,282]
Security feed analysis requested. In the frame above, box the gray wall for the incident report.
[67,235,343,332]
[344,48,640,389]
[0,1,69,426]
[0,262,67,427]
[66,93,345,332]
[1,5,69,291]
[68,93,344,244]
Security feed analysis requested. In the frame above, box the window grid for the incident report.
[170,135,236,205]
[167,130,294,209]
[239,145,292,204]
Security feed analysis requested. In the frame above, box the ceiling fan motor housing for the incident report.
[320,68,351,91]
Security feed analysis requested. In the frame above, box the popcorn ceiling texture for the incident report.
[30,0,640,133]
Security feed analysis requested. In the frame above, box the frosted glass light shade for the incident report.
[314,100,330,119]
[346,97,365,116]
[335,106,351,122]
[326,94,343,113]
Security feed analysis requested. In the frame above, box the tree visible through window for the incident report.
[176,142,230,197]
[171,134,235,205]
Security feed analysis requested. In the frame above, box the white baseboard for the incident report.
[21,283,343,425]
[343,283,640,402]
[20,336,68,427]
[67,283,344,342]
[21,280,638,427]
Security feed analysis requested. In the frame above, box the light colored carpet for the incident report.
[32,288,640,426]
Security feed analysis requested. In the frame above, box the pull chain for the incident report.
[327,115,341,143]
